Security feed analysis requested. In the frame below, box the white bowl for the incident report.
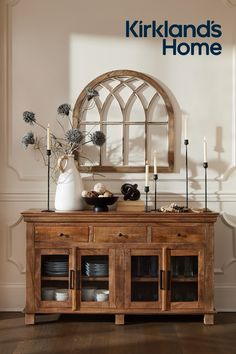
[55,289,69,301]
[95,289,109,302]
[82,287,96,301]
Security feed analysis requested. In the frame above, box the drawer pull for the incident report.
[117,232,128,238]
[176,233,187,237]
[58,232,70,238]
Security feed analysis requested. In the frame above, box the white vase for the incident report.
[55,154,84,211]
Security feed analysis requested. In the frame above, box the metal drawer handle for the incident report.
[58,232,70,238]
[117,232,128,238]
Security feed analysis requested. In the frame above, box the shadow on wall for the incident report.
[180,126,230,204]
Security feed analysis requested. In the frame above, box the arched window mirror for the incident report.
[73,70,174,173]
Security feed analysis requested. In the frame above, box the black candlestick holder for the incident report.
[184,139,189,209]
[42,149,54,212]
[153,174,158,211]
[203,162,209,212]
[144,186,150,212]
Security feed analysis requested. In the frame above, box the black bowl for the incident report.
[83,196,119,212]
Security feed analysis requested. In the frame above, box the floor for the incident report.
[0,312,236,354]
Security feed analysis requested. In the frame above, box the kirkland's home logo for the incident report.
[125,20,222,55]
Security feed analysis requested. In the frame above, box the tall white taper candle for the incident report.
[203,136,207,162]
[145,161,149,186]
[154,151,157,175]
[47,124,51,150]
[184,115,188,140]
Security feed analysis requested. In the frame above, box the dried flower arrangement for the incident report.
[21,89,105,178]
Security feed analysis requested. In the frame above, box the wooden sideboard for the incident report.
[22,209,218,325]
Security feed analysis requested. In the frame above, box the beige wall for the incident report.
[0,0,236,310]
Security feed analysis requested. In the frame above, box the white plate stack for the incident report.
[84,259,108,277]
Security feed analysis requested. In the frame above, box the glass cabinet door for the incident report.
[125,249,162,309]
[35,249,73,309]
[77,249,115,308]
[168,249,204,309]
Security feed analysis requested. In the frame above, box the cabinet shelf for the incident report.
[81,276,109,282]
[41,276,68,281]
[132,277,159,282]
[171,276,198,282]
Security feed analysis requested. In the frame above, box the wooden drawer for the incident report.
[94,226,147,243]
[151,224,205,243]
[35,225,89,242]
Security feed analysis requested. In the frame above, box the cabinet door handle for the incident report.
[69,270,75,289]
[160,270,164,290]
[58,232,70,238]
[167,271,171,290]
[117,232,128,238]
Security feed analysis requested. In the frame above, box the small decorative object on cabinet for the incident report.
[22,210,218,326]
[82,196,119,212]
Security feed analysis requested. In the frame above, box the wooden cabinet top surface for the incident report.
[22,209,219,224]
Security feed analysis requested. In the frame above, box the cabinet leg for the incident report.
[204,314,214,325]
[115,314,125,325]
[25,313,35,325]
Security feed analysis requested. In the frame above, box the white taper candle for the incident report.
[184,115,188,140]
[145,161,149,187]
[153,151,157,175]
[203,136,207,162]
[47,124,51,150]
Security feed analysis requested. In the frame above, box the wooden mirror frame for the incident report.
[73,69,174,173]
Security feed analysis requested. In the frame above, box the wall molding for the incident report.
[0,192,54,202]
[2,0,46,181]
[223,0,236,8]
[1,192,236,203]
[214,213,236,274]
[6,0,21,5]
[7,215,25,274]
